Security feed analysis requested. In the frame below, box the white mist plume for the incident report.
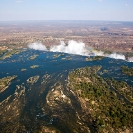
[105,53,126,60]
[50,40,88,56]
[28,42,47,51]
[27,40,133,62]
[128,57,133,62]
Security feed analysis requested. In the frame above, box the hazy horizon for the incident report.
[0,20,133,22]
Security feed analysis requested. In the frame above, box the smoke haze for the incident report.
[28,40,133,62]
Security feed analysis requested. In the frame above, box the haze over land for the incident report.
[0,21,133,53]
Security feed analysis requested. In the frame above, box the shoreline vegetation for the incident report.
[85,56,104,61]
[30,65,39,69]
[68,66,133,132]
[28,54,38,60]
[121,66,133,76]
[0,75,17,93]
[0,49,22,60]
[21,68,27,72]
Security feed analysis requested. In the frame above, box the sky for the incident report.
[0,0,133,21]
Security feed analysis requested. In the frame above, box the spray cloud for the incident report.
[28,40,132,62]
[28,42,47,51]
[105,53,125,60]
[127,57,133,62]
[50,40,88,56]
